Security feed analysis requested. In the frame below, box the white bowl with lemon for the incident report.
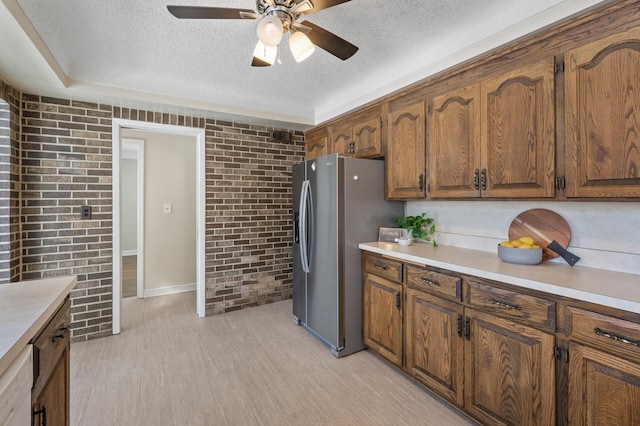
[498,236,543,265]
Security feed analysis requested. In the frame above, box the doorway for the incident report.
[112,119,206,335]
[121,138,144,299]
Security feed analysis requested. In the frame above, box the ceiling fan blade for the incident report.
[299,0,351,14]
[251,57,273,67]
[167,6,255,19]
[239,11,261,20]
[300,20,358,60]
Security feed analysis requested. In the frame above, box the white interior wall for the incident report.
[405,200,640,275]
[122,129,197,292]
[121,158,137,254]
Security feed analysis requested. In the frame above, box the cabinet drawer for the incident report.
[406,265,461,301]
[32,298,71,396]
[567,306,640,363]
[466,280,555,331]
[364,254,403,284]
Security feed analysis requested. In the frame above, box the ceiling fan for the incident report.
[167,0,358,67]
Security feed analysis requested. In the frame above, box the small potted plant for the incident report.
[394,213,437,247]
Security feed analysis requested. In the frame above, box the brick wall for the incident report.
[0,81,22,282]
[0,93,10,281]
[204,121,302,314]
[20,96,114,341]
[1,85,304,342]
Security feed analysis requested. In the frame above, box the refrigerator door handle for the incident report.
[294,212,300,244]
[299,180,311,273]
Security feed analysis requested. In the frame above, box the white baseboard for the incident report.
[122,250,137,257]
[143,282,196,298]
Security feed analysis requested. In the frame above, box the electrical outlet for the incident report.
[163,203,172,214]
[81,205,92,219]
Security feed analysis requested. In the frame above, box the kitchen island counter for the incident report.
[360,242,640,314]
[0,276,77,377]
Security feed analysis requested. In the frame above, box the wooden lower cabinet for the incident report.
[363,272,403,366]
[33,352,69,426]
[362,252,640,425]
[566,306,640,425]
[31,298,71,426]
[405,288,464,406]
[568,342,640,426]
[464,308,556,425]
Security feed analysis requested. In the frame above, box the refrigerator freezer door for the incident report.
[292,162,306,325]
[306,155,341,350]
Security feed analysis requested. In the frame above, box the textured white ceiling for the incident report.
[0,0,607,129]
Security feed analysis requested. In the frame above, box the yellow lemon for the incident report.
[518,243,532,249]
[500,241,515,248]
[518,236,535,245]
[531,244,541,249]
[510,240,522,247]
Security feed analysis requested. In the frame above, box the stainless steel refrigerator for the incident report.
[292,153,403,357]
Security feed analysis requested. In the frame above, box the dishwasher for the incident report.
[0,345,33,426]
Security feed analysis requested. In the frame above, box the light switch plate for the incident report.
[163,203,172,214]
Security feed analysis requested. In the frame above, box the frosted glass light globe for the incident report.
[257,15,283,47]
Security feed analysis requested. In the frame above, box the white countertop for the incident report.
[0,276,77,377]
[360,242,640,314]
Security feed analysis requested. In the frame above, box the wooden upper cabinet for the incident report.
[565,26,640,198]
[305,127,329,160]
[481,57,556,198]
[330,109,383,158]
[352,116,382,158]
[386,102,426,199]
[330,124,352,156]
[430,84,481,198]
[429,58,555,199]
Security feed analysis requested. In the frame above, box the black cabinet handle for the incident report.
[474,169,479,191]
[374,263,389,271]
[464,317,471,341]
[395,291,401,309]
[594,327,640,347]
[457,314,463,338]
[420,277,440,287]
[53,325,70,343]
[418,174,424,192]
[481,169,487,191]
[491,299,522,311]
[33,404,47,426]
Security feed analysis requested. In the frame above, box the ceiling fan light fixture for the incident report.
[256,15,283,47]
[252,40,278,66]
[289,31,315,62]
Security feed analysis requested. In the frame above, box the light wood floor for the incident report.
[71,293,476,425]
[122,255,136,298]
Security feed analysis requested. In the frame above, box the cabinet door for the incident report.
[565,27,640,198]
[305,130,328,160]
[33,347,69,426]
[363,273,403,366]
[386,102,426,199]
[353,117,382,158]
[331,124,353,156]
[430,84,481,198]
[568,342,640,426]
[481,58,556,198]
[405,288,464,406]
[464,308,555,425]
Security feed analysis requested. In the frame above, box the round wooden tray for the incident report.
[508,209,571,261]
